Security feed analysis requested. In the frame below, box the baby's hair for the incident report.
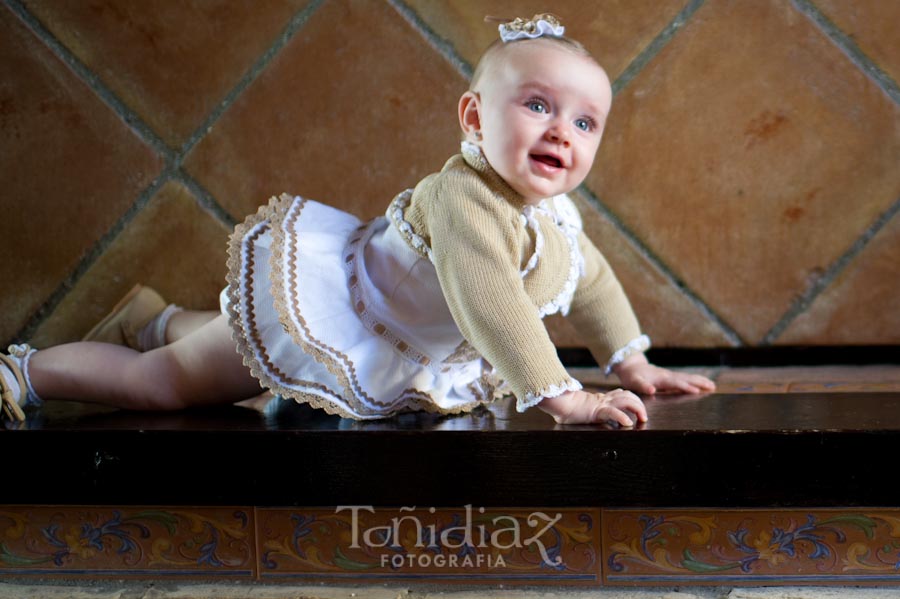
[469,36,594,91]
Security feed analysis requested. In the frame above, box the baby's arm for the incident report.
[538,388,647,426]
[613,353,716,395]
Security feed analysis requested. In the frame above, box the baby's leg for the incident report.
[165,311,218,344]
[29,314,260,410]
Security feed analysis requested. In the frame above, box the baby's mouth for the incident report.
[530,154,563,168]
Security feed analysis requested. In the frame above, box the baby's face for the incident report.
[473,42,611,203]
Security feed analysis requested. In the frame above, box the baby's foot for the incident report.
[0,344,41,421]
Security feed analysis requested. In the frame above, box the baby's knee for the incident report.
[124,351,194,410]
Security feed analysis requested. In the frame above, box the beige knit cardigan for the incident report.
[390,147,646,409]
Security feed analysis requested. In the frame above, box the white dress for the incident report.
[221,144,635,420]
[223,192,500,420]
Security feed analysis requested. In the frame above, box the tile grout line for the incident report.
[767,1,900,345]
[386,0,474,80]
[4,0,180,344]
[791,0,900,108]
[4,0,323,343]
[383,1,741,347]
[176,0,327,161]
[575,186,745,347]
[10,175,170,344]
[3,0,174,159]
[611,0,706,96]
[174,172,238,229]
[577,0,747,348]
[761,194,900,345]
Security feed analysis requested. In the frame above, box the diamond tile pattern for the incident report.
[590,0,900,343]
[3,0,900,355]
[31,181,231,347]
[778,210,900,345]
[22,0,311,147]
[547,193,735,348]
[184,0,465,221]
[0,4,162,345]
[814,0,900,87]
[404,0,691,80]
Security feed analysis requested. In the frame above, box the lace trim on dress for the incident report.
[387,189,433,262]
[529,198,586,318]
[604,334,652,375]
[518,208,544,278]
[517,378,583,413]
[225,195,359,419]
[443,339,481,364]
[343,219,443,370]
[225,195,493,420]
[461,140,489,171]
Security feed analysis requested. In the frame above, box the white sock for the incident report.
[0,361,21,402]
[3,345,41,407]
[135,304,182,352]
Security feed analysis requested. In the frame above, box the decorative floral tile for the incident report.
[603,509,900,585]
[257,506,601,584]
[0,506,255,578]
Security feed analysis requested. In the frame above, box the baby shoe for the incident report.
[0,347,30,422]
[82,284,167,349]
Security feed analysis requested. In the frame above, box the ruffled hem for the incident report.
[516,378,583,413]
[604,334,652,375]
[225,195,497,420]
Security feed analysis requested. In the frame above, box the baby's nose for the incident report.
[547,124,571,146]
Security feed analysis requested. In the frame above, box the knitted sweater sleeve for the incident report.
[565,232,648,372]
[425,174,582,411]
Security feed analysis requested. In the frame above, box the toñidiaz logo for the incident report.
[337,505,562,569]
[258,505,601,583]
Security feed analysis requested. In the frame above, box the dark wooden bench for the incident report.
[3,390,900,586]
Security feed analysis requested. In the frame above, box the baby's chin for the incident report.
[516,182,579,203]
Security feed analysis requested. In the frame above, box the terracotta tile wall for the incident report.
[3,0,899,351]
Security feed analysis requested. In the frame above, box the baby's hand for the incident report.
[538,389,647,426]
[614,354,716,396]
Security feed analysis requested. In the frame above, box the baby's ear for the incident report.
[458,91,482,141]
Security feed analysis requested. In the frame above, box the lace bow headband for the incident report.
[493,13,565,43]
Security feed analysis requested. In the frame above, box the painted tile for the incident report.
[257,506,601,584]
[403,0,691,81]
[776,213,900,345]
[603,508,900,585]
[0,5,162,345]
[30,181,231,347]
[184,0,464,224]
[22,0,311,147]
[813,0,900,88]
[0,506,255,578]
[590,0,900,344]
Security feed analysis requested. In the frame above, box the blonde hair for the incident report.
[469,36,594,91]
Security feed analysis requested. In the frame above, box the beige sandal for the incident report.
[0,353,27,422]
[82,284,167,349]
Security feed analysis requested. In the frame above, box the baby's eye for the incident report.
[575,117,595,132]
[526,99,548,114]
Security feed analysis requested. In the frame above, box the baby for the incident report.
[0,15,714,426]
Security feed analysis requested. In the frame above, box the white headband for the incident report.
[498,14,565,43]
